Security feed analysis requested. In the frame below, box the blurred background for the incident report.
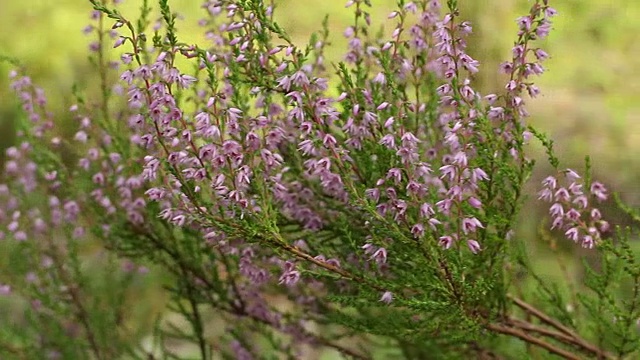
[1,0,640,356]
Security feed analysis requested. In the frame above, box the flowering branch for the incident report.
[0,0,637,358]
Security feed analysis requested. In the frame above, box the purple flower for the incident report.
[0,284,10,296]
[462,217,484,234]
[590,182,608,202]
[549,203,564,218]
[565,227,580,242]
[467,240,481,254]
[380,291,393,304]
[371,248,388,264]
[439,235,453,249]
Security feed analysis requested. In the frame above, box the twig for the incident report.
[507,317,579,346]
[44,244,103,360]
[232,304,371,360]
[507,317,614,359]
[506,296,615,359]
[508,295,574,336]
[486,323,582,360]
[468,341,507,360]
[312,335,372,360]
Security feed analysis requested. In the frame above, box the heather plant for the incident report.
[1,0,639,359]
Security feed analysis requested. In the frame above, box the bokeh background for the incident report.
[1,0,640,357]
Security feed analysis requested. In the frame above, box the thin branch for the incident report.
[508,295,575,336]
[507,317,576,344]
[467,341,507,360]
[506,317,614,360]
[231,304,371,360]
[183,274,208,360]
[44,245,103,360]
[505,296,615,359]
[486,323,582,360]
[311,335,372,360]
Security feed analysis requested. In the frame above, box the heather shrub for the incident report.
[1,0,639,359]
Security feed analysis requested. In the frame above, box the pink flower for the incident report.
[0,284,10,296]
[380,291,393,304]
[439,236,453,249]
[467,240,481,254]
[590,182,608,202]
[565,227,580,242]
[462,217,484,234]
[371,248,388,264]
[549,203,564,218]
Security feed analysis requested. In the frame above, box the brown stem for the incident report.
[509,295,576,338]
[507,317,579,346]
[231,301,370,360]
[504,296,614,359]
[43,240,103,359]
[311,335,371,360]
[486,323,582,360]
[507,317,615,359]
[269,233,390,294]
[467,341,507,360]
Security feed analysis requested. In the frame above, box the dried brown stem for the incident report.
[486,323,582,360]
[495,296,615,360]
[231,303,371,360]
[508,294,575,336]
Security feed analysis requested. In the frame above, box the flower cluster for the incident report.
[539,169,609,248]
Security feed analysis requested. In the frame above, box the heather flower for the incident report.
[467,240,481,254]
[371,247,388,264]
[380,291,393,304]
[279,261,301,286]
[590,181,608,201]
[540,169,608,247]
[565,227,580,242]
[0,284,11,296]
[462,217,484,234]
[439,235,454,249]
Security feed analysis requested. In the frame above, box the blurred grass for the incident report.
[2,0,640,356]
